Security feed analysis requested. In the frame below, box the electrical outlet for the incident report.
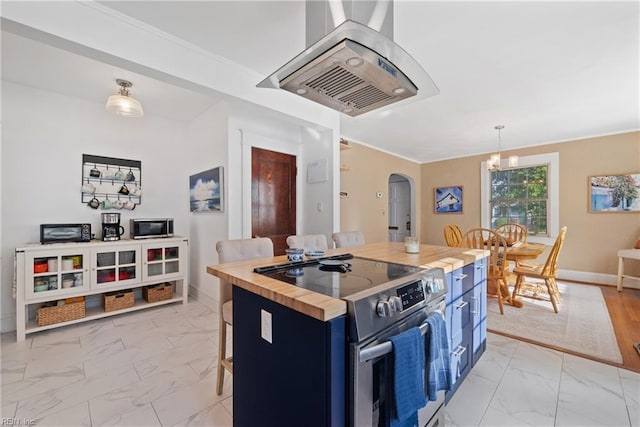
[261,309,272,344]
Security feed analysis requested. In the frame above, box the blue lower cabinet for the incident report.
[448,293,471,343]
[472,277,487,365]
[232,286,346,427]
[473,318,487,365]
[446,290,473,398]
[445,258,488,401]
[446,266,474,304]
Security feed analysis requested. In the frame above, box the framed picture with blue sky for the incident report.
[435,186,463,214]
[189,166,224,213]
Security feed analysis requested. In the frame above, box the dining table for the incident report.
[505,241,547,265]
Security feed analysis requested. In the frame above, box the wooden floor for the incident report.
[601,284,640,373]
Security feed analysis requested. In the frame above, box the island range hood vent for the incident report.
[258,1,438,117]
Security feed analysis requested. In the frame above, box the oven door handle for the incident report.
[358,322,430,363]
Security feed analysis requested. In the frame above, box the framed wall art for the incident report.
[435,185,463,214]
[589,173,640,212]
[190,166,224,212]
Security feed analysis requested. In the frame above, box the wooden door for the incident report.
[251,147,296,256]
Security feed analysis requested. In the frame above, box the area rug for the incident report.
[487,281,623,364]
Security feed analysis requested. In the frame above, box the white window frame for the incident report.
[481,152,559,246]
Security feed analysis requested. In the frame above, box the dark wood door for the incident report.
[252,147,296,256]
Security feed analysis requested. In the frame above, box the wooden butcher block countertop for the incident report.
[206,241,487,322]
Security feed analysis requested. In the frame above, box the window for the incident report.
[490,165,548,234]
[481,153,559,245]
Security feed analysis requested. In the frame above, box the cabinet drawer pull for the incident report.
[475,264,484,269]
[450,346,467,357]
[454,301,468,310]
[454,274,468,281]
[470,296,478,315]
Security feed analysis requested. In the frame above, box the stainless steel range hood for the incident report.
[258,2,439,117]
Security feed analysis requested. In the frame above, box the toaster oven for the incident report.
[40,223,92,244]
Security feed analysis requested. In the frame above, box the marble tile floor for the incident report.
[1,299,638,426]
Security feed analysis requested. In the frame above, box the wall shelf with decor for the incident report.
[81,154,142,208]
[14,237,189,341]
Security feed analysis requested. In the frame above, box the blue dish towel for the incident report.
[389,327,427,427]
[425,311,451,401]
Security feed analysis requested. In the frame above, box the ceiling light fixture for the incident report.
[105,79,144,118]
[487,125,518,171]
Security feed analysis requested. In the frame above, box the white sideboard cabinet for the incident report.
[15,237,189,341]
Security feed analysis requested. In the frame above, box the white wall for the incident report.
[0,81,191,332]
[300,127,336,246]
[2,1,339,131]
[226,104,337,245]
[186,102,229,302]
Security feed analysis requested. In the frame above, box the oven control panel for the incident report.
[348,267,448,341]
[397,280,425,310]
[376,279,425,317]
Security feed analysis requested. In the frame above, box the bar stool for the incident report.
[332,231,365,248]
[215,237,274,395]
[617,249,640,291]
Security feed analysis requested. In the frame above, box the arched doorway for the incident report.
[388,174,415,242]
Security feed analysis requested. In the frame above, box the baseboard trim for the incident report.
[1,314,16,334]
[559,269,640,289]
[188,285,218,311]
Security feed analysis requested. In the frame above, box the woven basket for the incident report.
[103,289,135,312]
[143,283,173,303]
[37,300,85,326]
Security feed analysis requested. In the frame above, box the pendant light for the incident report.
[105,79,144,117]
[487,125,518,171]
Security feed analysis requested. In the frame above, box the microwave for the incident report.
[130,218,174,239]
[40,223,92,244]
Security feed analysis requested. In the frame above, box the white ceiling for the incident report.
[2,1,638,163]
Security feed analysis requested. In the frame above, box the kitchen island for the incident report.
[206,242,487,427]
[207,242,486,320]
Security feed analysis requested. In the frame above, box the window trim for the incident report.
[481,152,559,245]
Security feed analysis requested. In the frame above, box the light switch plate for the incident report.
[261,309,272,344]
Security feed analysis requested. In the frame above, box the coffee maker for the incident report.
[102,213,125,241]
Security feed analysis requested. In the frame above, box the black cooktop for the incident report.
[254,254,424,299]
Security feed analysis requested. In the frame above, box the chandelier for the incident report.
[487,125,518,171]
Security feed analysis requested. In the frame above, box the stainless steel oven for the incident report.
[351,303,446,427]
[256,255,448,427]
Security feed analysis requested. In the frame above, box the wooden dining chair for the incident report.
[511,226,567,313]
[215,237,274,395]
[461,228,510,314]
[495,223,528,277]
[444,224,463,247]
[495,223,528,245]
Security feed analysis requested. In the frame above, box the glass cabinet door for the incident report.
[92,245,141,289]
[142,243,184,281]
[25,250,90,299]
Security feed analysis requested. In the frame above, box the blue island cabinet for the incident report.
[232,286,347,427]
[445,257,487,401]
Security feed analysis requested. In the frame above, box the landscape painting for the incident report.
[435,186,463,213]
[589,173,640,212]
[190,166,223,212]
